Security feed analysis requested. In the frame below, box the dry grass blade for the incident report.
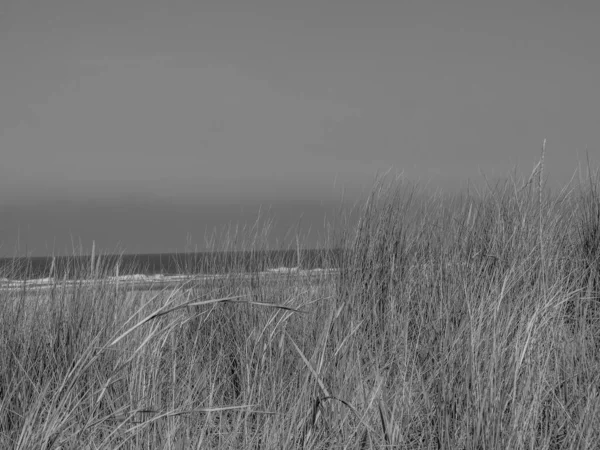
[378,401,390,446]
[109,404,273,421]
[287,333,330,398]
[288,332,331,445]
[124,406,267,434]
[188,298,306,314]
[107,294,246,346]
[111,294,306,348]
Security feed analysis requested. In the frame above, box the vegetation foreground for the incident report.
[1,163,600,449]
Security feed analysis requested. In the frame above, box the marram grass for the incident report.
[1,165,600,449]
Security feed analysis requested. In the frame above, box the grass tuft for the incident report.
[2,160,600,449]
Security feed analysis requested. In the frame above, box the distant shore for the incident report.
[0,248,345,280]
[0,267,340,292]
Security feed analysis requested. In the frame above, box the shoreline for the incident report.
[0,267,340,292]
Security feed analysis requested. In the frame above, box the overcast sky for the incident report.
[1,0,599,256]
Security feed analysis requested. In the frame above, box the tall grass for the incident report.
[1,162,600,449]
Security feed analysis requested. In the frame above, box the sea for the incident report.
[0,248,346,280]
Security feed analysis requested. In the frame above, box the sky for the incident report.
[1,0,599,256]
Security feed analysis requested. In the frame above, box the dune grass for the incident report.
[1,161,600,449]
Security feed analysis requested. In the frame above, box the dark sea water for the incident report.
[0,248,345,280]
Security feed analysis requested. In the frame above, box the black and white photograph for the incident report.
[1,1,599,448]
